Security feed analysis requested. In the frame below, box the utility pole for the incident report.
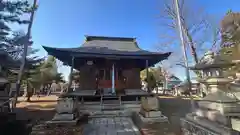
[13,0,38,109]
[174,0,195,111]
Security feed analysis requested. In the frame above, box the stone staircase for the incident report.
[100,95,122,111]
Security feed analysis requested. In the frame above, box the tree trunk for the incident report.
[26,95,31,102]
[26,81,31,102]
[182,25,199,64]
[13,0,38,108]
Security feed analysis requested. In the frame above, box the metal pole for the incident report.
[112,63,115,94]
[174,0,195,111]
[13,0,38,109]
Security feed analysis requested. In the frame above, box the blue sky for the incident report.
[21,0,240,80]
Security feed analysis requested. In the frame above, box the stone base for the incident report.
[181,113,239,135]
[195,109,230,126]
[231,118,240,132]
[140,108,162,118]
[47,113,80,126]
[52,113,76,121]
[46,118,79,126]
[139,113,168,123]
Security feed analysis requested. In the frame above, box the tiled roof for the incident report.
[42,36,171,68]
[43,36,171,56]
[81,36,140,52]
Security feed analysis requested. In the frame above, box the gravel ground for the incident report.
[31,124,83,135]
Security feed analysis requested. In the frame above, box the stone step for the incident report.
[102,96,119,100]
[102,100,120,104]
[102,103,120,105]
[101,105,122,111]
[102,103,121,106]
[101,108,122,111]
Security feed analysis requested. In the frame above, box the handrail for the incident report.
[0,98,13,112]
[0,99,10,106]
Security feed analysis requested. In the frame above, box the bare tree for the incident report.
[157,0,221,69]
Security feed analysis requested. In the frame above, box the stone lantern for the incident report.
[181,51,240,134]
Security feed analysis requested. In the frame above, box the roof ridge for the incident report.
[84,35,136,42]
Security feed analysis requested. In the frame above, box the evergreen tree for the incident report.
[0,0,33,59]
[219,12,240,77]
[22,55,64,101]
[24,56,43,101]
[221,12,240,47]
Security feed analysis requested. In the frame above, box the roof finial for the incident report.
[84,35,89,42]
[133,38,137,42]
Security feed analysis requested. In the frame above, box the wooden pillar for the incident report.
[68,56,75,91]
[146,60,149,93]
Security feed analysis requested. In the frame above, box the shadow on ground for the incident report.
[15,106,56,122]
[141,97,192,135]
[0,106,56,135]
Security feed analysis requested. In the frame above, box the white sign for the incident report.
[87,61,93,65]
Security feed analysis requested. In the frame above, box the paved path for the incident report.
[83,117,141,135]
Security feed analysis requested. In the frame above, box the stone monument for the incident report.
[31,97,83,134]
[48,97,80,125]
[139,95,168,123]
[181,51,240,135]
